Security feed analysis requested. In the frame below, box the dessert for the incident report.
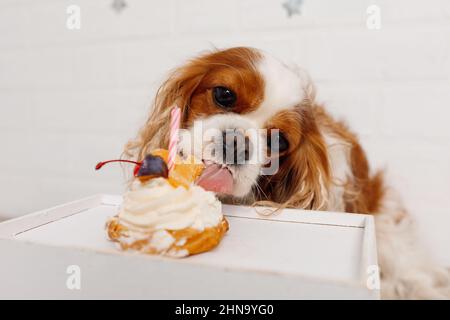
[96,149,229,258]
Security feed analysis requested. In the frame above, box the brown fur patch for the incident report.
[313,105,385,214]
[257,104,331,210]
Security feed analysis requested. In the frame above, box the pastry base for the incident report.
[106,217,229,257]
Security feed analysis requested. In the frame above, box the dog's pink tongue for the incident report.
[196,163,233,195]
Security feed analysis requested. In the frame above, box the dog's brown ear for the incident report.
[258,106,331,210]
[285,114,330,210]
[124,58,208,161]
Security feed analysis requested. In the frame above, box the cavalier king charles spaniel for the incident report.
[125,47,449,299]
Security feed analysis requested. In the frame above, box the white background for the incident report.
[0,0,449,265]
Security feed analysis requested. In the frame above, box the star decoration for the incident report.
[282,0,303,18]
[111,0,127,13]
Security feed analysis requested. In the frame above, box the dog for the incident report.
[125,47,450,299]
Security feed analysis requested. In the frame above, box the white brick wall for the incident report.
[0,0,449,265]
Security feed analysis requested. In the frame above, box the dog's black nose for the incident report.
[222,129,251,164]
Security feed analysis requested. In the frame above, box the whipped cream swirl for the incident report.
[118,178,223,232]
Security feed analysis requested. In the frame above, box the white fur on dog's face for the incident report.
[178,114,265,198]
[178,51,306,198]
[247,54,306,127]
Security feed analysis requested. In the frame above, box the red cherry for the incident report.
[136,154,168,178]
[133,164,142,177]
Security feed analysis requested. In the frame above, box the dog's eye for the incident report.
[267,131,289,153]
[212,86,236,109]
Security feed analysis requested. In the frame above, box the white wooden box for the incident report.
[0,195,379,299]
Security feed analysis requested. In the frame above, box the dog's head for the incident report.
[127,47,330,209]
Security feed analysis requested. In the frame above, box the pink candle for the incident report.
[168,106,181,172]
